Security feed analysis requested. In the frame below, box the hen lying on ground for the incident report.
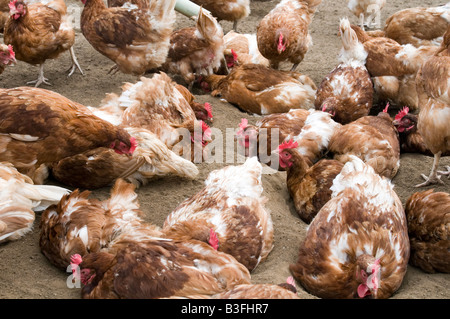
[97,72,212,162]
[405,189,450,274]
[201,63,317,115]
[162,157,273,272]
[276,140,344,223]
[50,126,199,190]
[0,87,137,184]
[40,179,251,298]
[235,109,310,163]
[328,106,400,179]
[290,156,409,299]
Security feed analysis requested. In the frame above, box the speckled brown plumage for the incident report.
[368,3,450,47]
[283,148,344,223]
[78,236,251,299]
[161,8,225,88]
[203,63,317,115]
[50,127,199,190]
[0,87,135,184]
[351,23,439,111]
[405,189,450,273]
[256,0,322,70]
[415,25,450,186]
[190,0,250,24]
[289,156,409,299]
[328,111,400,179]
[80,0,176,75]
[162,157,273,272]
[3,1,73,65]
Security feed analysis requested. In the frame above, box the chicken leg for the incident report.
[27,64,51,87]
[233,20,239,32]
[415,151,445,187]
[67,47,84,77]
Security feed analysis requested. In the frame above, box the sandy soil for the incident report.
[0,0,449,299]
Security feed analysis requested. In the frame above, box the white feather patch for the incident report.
[9,134,40,142]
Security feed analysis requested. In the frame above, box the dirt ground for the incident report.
[0,0,449,299]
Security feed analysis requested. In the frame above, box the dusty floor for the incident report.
[0,0,449,299]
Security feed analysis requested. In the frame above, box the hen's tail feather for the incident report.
[339,17,368,63]
[196,7,222,43]
[17,184,71,212]
[0,206,35,243]
[104,179,143,226]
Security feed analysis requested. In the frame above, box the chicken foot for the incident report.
[437,166,450,178]
[415,151,445,187]
[27,63,51,87]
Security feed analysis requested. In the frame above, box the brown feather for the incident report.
[3,1,74,65]
[256,0,322,69]
[405,190,450,273]
[0,87,134,183]
[80,0,176,75]
[203,63,316,115]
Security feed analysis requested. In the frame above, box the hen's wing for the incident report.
[92,10,153,48]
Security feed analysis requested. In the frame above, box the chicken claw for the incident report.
[415,173,445,188]
[437,166,450,179]
[27,64,51,87]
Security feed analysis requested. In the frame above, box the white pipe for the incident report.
[175,0,210,20]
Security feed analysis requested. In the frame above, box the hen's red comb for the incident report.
[129,136,138,154]
[236,118,248,136]
[231,49,238,61]
[394,106,409,121]
[239,118,248,130]
[7,45,15,58]
[201,120,210,132]
[209,228,219,250]
[278,139,298,151]
[204,102,213,119]
[70,254,82,265]
[8,0,16,11]
[382,102,390,113]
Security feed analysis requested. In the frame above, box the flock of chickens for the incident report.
[0,0,449,299]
